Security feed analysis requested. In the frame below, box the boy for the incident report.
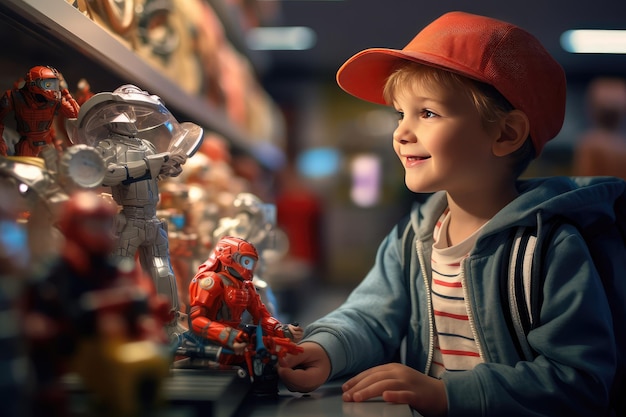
[278,11,624,417]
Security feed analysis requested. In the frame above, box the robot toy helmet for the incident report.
[213,236,259,281]
[107,112,139,137]
[24,65,62,101]
[66,84,203,156]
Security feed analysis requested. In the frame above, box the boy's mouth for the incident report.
[406,155,430,162]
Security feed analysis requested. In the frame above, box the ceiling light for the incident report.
[561,29,626,54]
[246,26,316,50]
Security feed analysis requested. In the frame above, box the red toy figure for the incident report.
[0,66,80,157]
[181,236,303,395]
[73,78,95,106]
[24,191,171,417]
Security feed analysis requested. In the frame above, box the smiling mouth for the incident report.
[406,155,430,162]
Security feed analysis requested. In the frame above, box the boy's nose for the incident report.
[393,126,417,144]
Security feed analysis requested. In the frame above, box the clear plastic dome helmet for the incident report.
[66,84,203,156]
[107,112,139,137]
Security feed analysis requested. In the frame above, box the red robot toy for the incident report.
[0,66,80,156]
[25,191,171,417]
[180,236,303,395]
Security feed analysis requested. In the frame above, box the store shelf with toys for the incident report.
[0,0,285,169]
[0,2,300,416]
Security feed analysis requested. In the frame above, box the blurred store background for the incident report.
[2,0,626,324]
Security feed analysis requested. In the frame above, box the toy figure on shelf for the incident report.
[73,78,95,106]
[66,84,204,343]
[0,143,107,263]
[0,65,80,157]
[213,192,289,319]
[24,191,172,417]
[213,192,278,255]
[158,181,200,317]
[178,235,303,396]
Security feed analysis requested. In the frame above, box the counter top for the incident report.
[66,367,417,417]
[236,380,415,417]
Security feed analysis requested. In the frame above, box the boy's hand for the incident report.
[341,363,447,417]
[277,341,331,392]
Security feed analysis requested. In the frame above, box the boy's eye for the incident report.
[395,110,404,120]
[422,109,436,118]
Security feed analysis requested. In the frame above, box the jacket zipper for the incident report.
[416,239,435,375]
[460,257,486,361]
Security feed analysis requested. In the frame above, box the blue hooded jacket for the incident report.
[303,176,625,416]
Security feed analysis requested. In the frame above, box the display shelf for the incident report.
[0,0,280,168]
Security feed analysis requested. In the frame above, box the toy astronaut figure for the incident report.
[66,84,204,343]
[213,192,288,319]
[0,65,80,156]
[182,235,303,394]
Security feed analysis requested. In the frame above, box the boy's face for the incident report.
[391,79,501,195]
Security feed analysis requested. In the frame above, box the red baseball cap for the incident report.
[336,11,566,156]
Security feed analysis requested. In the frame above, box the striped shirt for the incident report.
[429,209,484,377]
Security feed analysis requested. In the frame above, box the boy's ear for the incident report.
[492,110,530,157]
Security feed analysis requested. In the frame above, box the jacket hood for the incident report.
[500,176,625,227]
[412,176,626,246]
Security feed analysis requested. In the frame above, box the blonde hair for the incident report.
[383,62,514,129]
[383,62,535,176]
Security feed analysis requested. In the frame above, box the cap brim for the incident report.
[336,48,490,105]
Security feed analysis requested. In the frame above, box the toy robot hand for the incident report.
[61,88,71,100]
[159,151,187,178]
[168,151,187,165]
[235,330,250,344]
[233,330,250,355]
[159,163,182,178]
[60,88,80,116]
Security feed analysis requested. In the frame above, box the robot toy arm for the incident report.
[98,139,170,186]
[245,282,303,342]
[102,158,153,186]
[245,281,289,338]
[189,305,247,349]
[188,273,248,349]
[158,150,186,179]
[58,88,80,118]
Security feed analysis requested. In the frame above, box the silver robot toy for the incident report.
[67,84,203,342]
